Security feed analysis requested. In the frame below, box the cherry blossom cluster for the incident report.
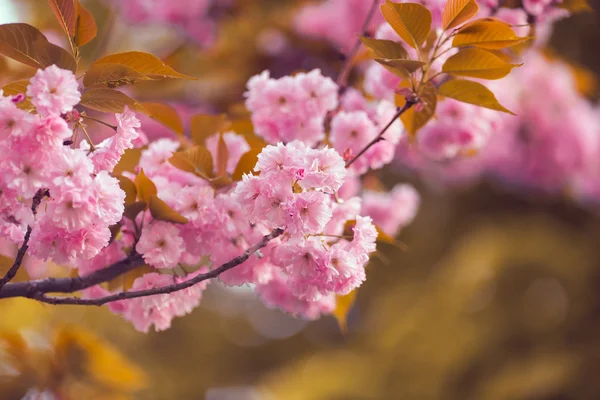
[0,66,125,265]
[245,69,338,147]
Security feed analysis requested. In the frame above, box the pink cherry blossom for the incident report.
[26,65,80,116]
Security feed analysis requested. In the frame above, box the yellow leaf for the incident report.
[453,19,531,49]
[92,51,197,80]
[380,1,432,49]
[75,1,97,47]
[169,146,214,178]
[133,169,157,204]
[112,148,142,176]
[232,148,261,181]
[141,102,183,136]
[230,119,267,149]
[0,23,76,71]
[375,58,425,78]
[149,195,188,224]
[190,114,230,145]
[359,36,408,59]
[442,0,479,30]
[83,63,150,88]
[79,88,147,114]
[0,254,30,283]
[116,175,137,205]
[442,48,521,79]
[216,133,229,177]
[332,290,357,333]
[558,0,592,13]
[48,0,96,47]
[2,79,33,110]
[438,79,515,114]
[53,326,147,392]
[397,81,437,137]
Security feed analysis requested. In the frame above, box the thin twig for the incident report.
[31,228,284,306]
[345,99,417,168]
[336,0,380,89]
[0,189,49,290]
[81,115,117,131]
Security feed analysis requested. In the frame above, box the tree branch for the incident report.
[35,228,284,305]
[336,0,380,89]
[0,189,49,291]
[0,228,284,305]
[345,99,417,168]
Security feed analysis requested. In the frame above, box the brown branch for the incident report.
[31,228,284,306]
[0,252,145,299]
[345,99,417,168]
[0,189,49,290]
[336,0,380,89]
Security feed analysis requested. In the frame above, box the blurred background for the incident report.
[1,0,600,399]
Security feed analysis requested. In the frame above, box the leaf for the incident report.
[123,201,146,221]
[230,119,267,149]
[141,102,183,136]
[380,1,432,49]
[216,133,230,177]
[0,23,76,71]
[375,58,425,78]
[169,146,214,178]
[442,48,521,80]
[116,175,137,205]
[112,148,142,176]
[48,0,76,40]
[558,0,592,13]
[2,79,33,110]
[438,79,515,114]
[74,1,97,46]
[453,19,531,49]
[332,290,357,333]
[397,81,437,137]
[79,88,147,113]
[190,114,230,145]
[92,51,197,80]
[374,225,408,251]
[133,169,157,204]
[53,326,147,392]
[149,195,188,224]
[359,36,408,59]
[0,254,29,283]
[111,264,152,292]
[232,148,262,181]
[442,0,479,30]
[83,63,151,88]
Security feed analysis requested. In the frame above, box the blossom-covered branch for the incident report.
[0,188,49,290]
[27,228,284,306]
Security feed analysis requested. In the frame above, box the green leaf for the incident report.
[0,23,76,71]
[380,1,432,49]
[442,0,479,30]
[359,36,408,59]
[442,48,521,80]
[438,79,515,114]
[134,169,157,205]
[149,196,188,224]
